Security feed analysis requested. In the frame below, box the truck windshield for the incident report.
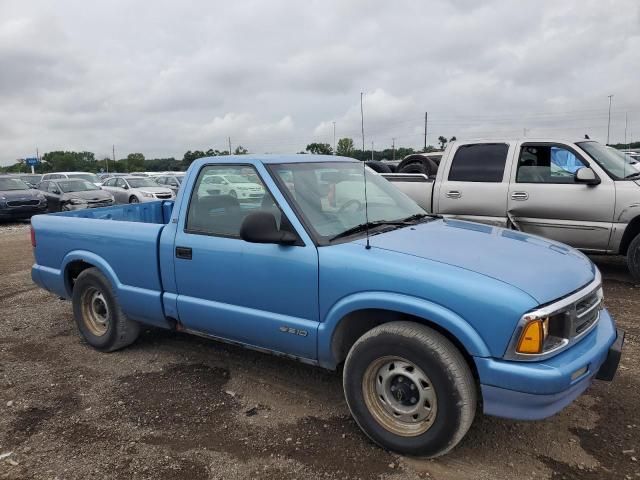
[0,178,30,191]
[269,162,426,243]
[58,180,100,192]
[577,142,640,179]
[127,177,159,188]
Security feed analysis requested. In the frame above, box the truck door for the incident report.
[172,163,319,361]
[507,142,615,252]
[435,142,513,227]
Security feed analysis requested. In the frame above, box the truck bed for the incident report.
[31,201,175,327]
[382,173,434,212]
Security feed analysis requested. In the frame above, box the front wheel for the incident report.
[343,322,476,457]
[72,267,140,352]
[229,190,237,198]
[129,196,139,204]
[627,233,640,282]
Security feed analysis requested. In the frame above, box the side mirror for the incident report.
[575,167,600,185]
[53,189,61,195]
[123,185,129,190]
[240,211,297,245]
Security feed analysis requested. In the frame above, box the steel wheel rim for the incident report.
[81,287,110,337]
[362,356,437,437]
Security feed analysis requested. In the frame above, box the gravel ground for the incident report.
[0,223,638,480]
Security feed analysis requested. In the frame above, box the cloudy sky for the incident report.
[1,0,639,164]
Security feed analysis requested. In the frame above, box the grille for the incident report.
[88,200,112,207]
[7,200,39,207]
[572,290,602,336]
[155,193,172,199]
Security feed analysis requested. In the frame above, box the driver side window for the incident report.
[516,145,587,184]
[186,165,287,238]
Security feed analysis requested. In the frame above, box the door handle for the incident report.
[175,246,192,260]
[445,190,462,199]
[511,192,529,201]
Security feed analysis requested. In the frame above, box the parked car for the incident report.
[30,154,623,457]
[0,177,47,220]
[198,173,265,200]
[41,172,103,187]
[12,173,43,188]
[153,173,185,194]
[97,172,128,182]
[383,139,640,280]
[37,179,114,212]
[101,176,174,203]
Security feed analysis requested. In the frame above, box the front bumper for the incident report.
[477,308,623,420]
[0,204,48,219]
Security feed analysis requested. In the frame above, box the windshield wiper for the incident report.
[399,213,441,222]
[625,171,640,179]
[328,220,409,243]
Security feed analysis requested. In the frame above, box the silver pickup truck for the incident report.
[383,139,640,280]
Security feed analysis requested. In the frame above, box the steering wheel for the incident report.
[338,199,363,214]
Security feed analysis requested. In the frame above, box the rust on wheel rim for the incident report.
[362,356,437,437]
[81,287,110,337]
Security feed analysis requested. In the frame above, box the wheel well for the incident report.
[620,216,640,255]
[65,260,95,294]
[331,309,479,380]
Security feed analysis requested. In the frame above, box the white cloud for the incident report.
[0,0,639,164]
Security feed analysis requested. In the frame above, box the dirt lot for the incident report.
[0,222,638,480]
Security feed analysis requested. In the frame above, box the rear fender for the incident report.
[61,250,170,328]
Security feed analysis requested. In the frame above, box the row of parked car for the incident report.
[0,171,186,219]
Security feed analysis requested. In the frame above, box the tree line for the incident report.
[304,135,456,161]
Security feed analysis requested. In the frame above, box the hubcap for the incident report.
[81,287,110,336]
[362,357,437,437]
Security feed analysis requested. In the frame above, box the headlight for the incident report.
[69,198,87,205]
[507,275,603,360]
[141,192,154,198]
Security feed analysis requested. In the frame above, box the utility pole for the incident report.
[111,144,115,173]
[371,141,374,161]
[228,137,232,155]
[424,112,428,151]
[392,138,396,161]
[33,147,38,174]
[333,121,336,155]
[360,92,365,153]
[624,112,628,147]
[607,94,614,145]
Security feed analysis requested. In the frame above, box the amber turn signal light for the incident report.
[516,319,547,354]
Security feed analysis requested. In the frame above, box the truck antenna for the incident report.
[363,158,371,250]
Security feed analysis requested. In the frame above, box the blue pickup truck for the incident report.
[31,155,624,457]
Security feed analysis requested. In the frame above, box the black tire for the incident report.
[343,321,476,457]
[229,190,237,198]
[365,161,392,173]
[398,155,439,176]
[129,196,139,204]
[72,267,140,352]
[627,234,640,282]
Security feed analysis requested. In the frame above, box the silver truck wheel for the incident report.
[362,356,438,437]
[627,233,640,282]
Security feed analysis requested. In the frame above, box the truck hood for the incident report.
[360,218,596,305]
[63,190,113,202]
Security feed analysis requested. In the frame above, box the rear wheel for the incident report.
[343,321,476,457]
[627,233,640,282]
[72,268,140,352]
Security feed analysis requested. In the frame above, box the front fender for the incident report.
[317,291,491,369]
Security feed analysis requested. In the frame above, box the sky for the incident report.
[0,0,639,165]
